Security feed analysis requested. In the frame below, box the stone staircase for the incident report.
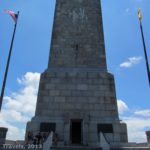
[50,146,150,150]
[1,146,150,150]
[110,148,150,150]
[0,146,101,150]
[0,148,42,150]
[51,146,102,150]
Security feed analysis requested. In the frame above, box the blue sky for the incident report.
[0,0,150,143]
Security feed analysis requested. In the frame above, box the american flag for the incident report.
[4,10,18,22]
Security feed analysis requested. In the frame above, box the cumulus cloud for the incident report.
[120,56,142,68]
[123,117,150,143]
[134,109,150,117]
[117,100,129,114]
[0,109,29,123]
[4,72,40,115]
[0,72,40,140]
[117,100,150,143]
[0,120,25,141]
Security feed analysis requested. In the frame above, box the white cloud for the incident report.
[0,120,25,141]
[0,109,29,123]
[0,72,40,140]
[134,109,150,117]
[117,100,129,114]
[117,100,150,143]
[123,117,150,143]
[17,72,40,88]
[120,56,142,68]
[4,72,40,115]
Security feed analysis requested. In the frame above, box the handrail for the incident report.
[102,133,110,145]
[42,132,54,150]
[99,132,110,150]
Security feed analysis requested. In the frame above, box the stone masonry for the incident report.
[26,0,128,147]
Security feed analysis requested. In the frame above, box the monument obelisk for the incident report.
[26,0,128,146]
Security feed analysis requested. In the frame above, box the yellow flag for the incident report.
[138,8,142,21]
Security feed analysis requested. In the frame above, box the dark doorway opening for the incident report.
[70,119,82,144]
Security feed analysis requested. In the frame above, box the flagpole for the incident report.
[0,11,19,111]
[138,10,150,87]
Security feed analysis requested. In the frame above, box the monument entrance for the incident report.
[70,119,82,144]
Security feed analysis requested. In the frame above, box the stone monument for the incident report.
[26,0,128,146]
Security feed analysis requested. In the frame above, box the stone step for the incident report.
[110,148,150,150]
[51,146,102,150]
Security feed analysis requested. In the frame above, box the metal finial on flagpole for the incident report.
[138,8,150,87]
[0,11,19,111]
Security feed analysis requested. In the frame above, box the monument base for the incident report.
[26,68,128,146]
